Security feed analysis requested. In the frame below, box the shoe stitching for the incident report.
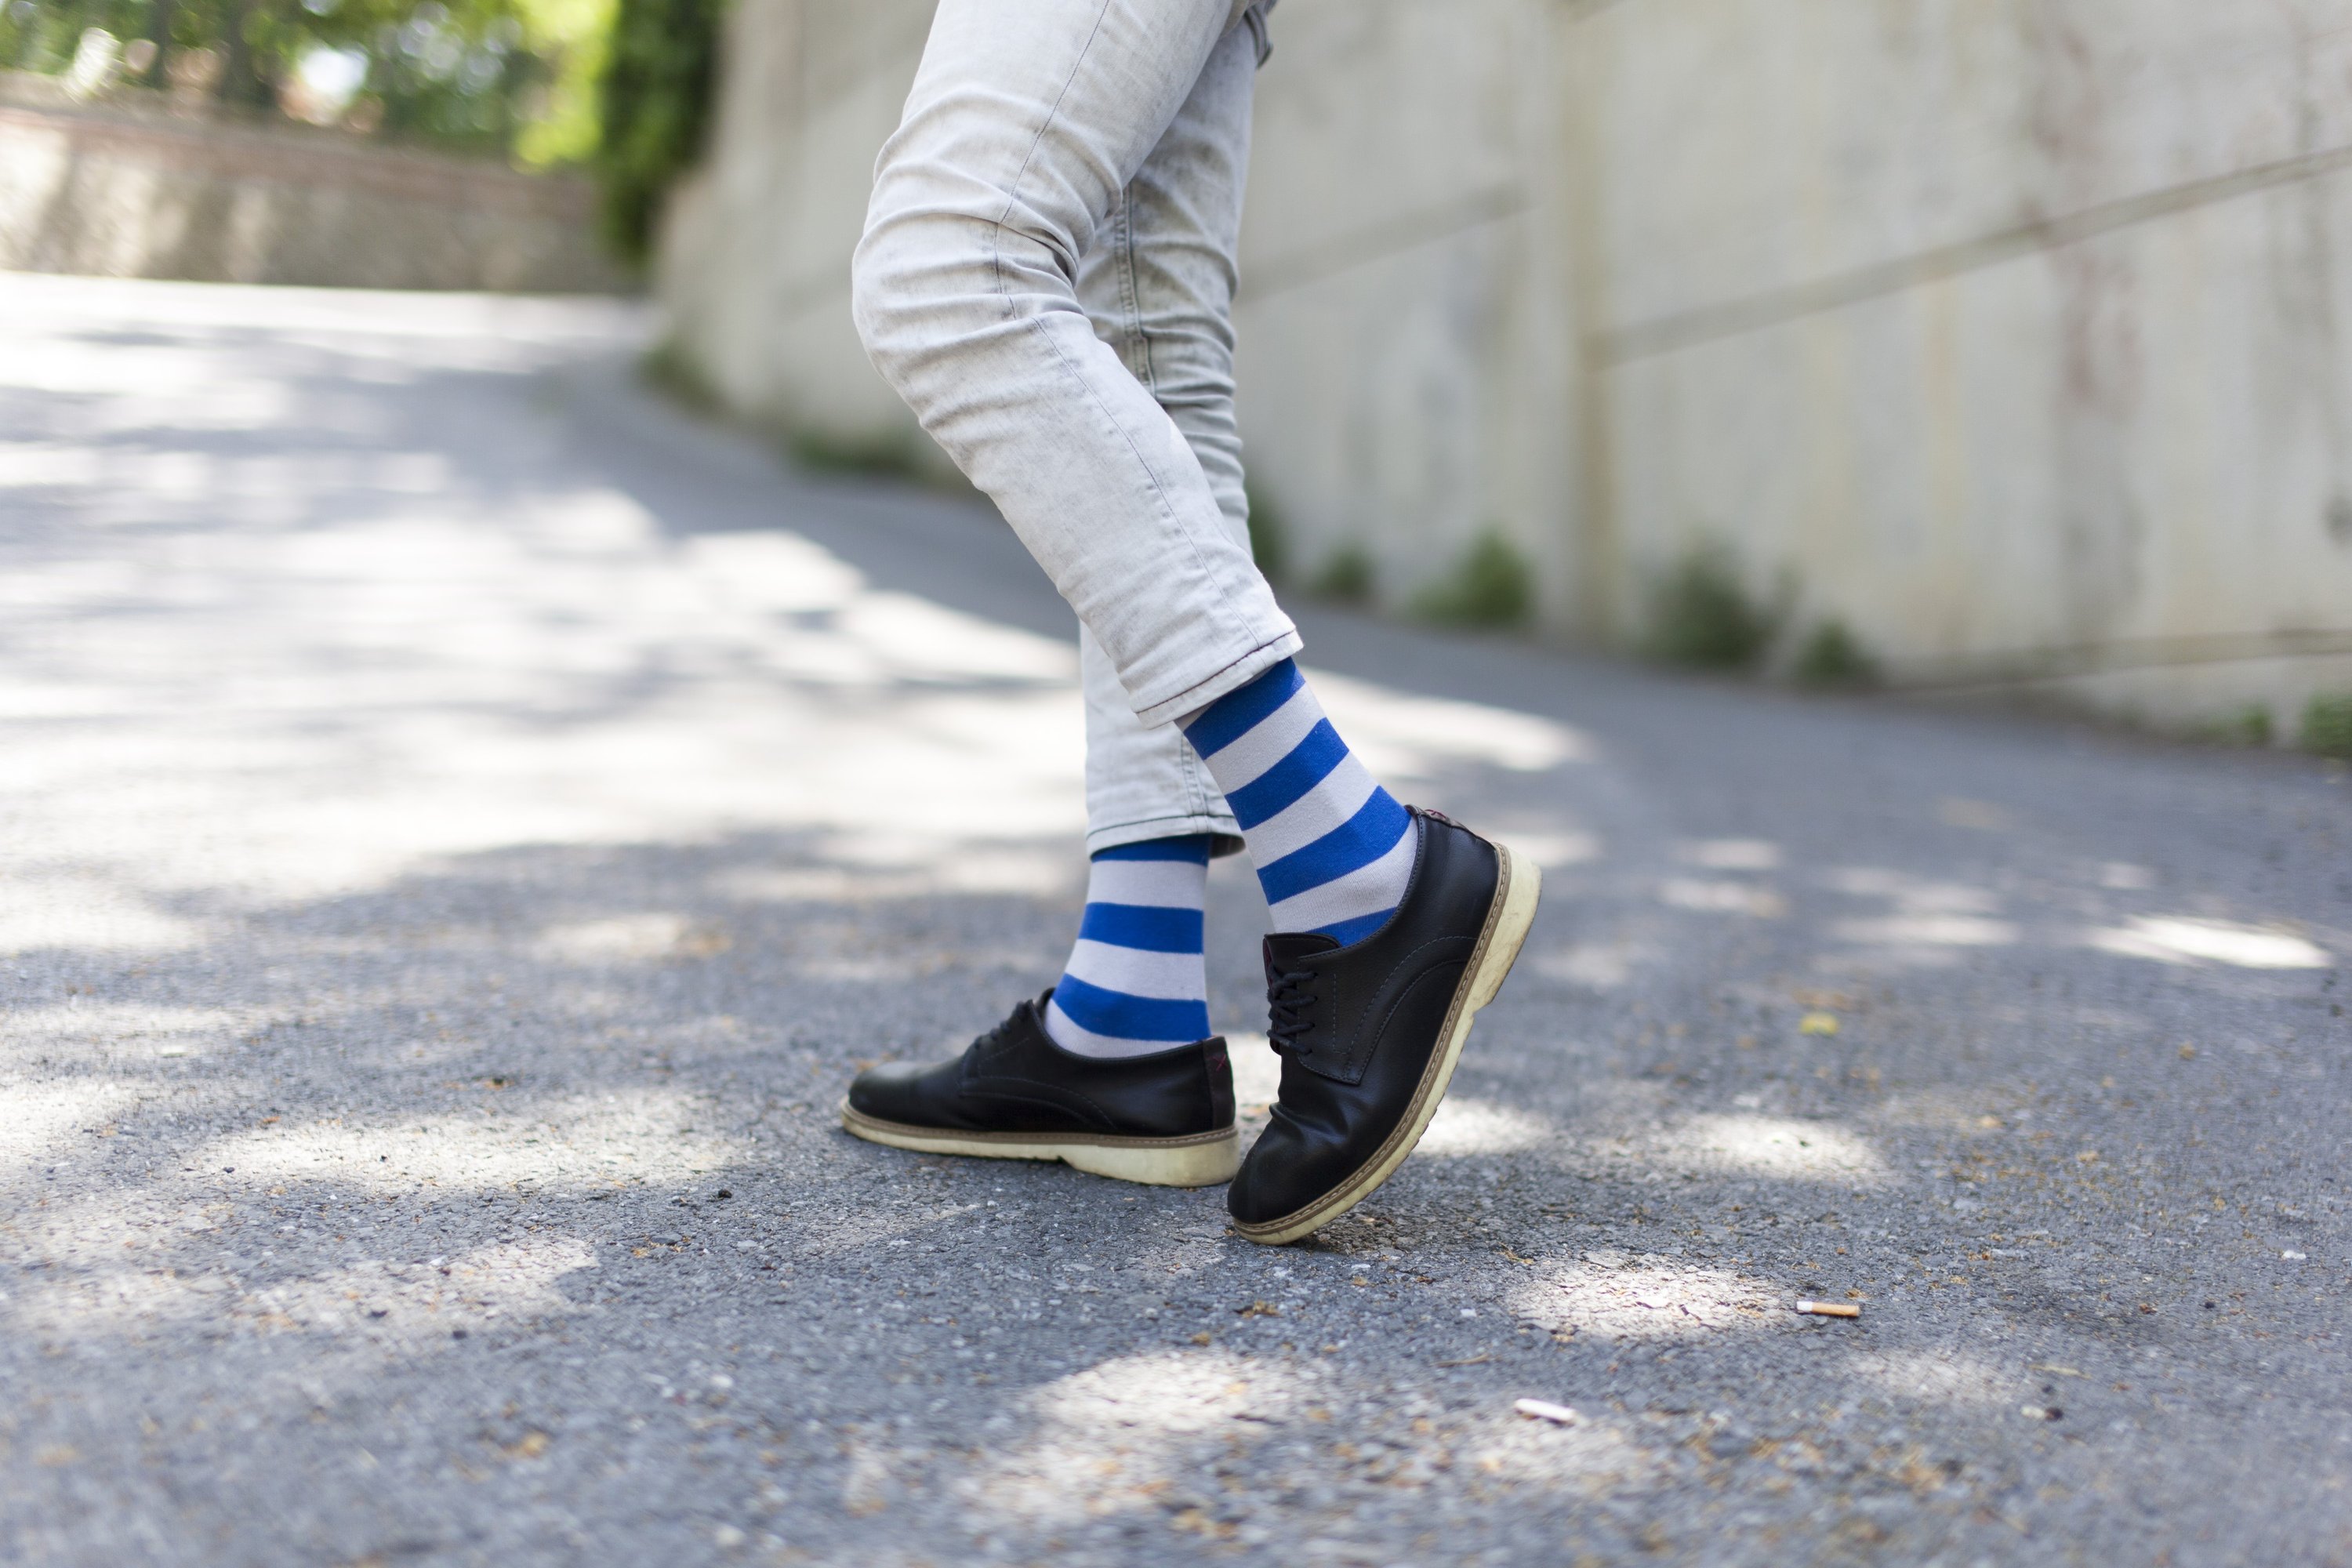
[1285,935,1472,1078]
[965,1076,1120,1132]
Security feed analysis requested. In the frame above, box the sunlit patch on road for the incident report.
[0,872,202,956]
[12,1232,598,1348]
[1677,839,1781,870]
[1312,672,1592,780]
[2,1004,245,1063]
[1850,1346,2016,1411]
[0,1080,139,1176]
[964,1350,1312,1524]
[2086,916,2331,971]
[1508,1257,1788,1341]
[1565,1114,1891,1189]
[1531,939,1653,989]
[1661,878,1788,916]
[1831,914,2020,948]
[1417,1098,1555,1158]
[1500,829,1603,867]
[205,1088,749,1192]
[534,912,714,964]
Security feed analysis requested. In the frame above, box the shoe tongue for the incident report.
[1015,991,1059,1034]
[1263,931,1341,971]
[983,993,1051,1044]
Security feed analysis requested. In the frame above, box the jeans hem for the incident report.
[1086,814,1244,859]
[1131,626,1303,728]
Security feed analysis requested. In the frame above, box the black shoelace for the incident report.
[1265,964,1318,1058]
[970,1012,1018,1058]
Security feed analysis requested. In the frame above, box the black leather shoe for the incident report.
[841,993,1240,1187]
[1228,808,1542,1243]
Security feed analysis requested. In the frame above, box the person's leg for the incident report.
[1178,656,1414,943]
[1053,15,1422,1047]
[921,11,1250,1063]
[1042,834,1213,1058]
[844,2,1274,1185]
[854,0,1296,728]
[1078,626,1234,858]
[1068,10,1261,864]
[848,1,1542,1232]
[1071,5,1261,561]
[860,0,1403,933]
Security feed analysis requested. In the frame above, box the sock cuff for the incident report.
[1175,659,1419,945]
[1091,833,1215,866]
[1178,657,1302,759]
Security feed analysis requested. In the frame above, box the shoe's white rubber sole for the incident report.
[839,1103,1243,1188]
[1232,837,1543,1245]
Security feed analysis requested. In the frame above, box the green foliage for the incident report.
[2190,704,2274,749]
[1791,618,1878,688]
[1642,542,1776,671]
[509,0,608,164]
[639,337,717,412]
[2302,691,2352,759]
[2,0,155,78]
[592,0,717,263]
[1244,485,1289,585]
[2,0,579,158]
[1313,543,1376,606]
[359,0,543,150]
[785,425,927,484]
[1414,529,1533,630]
[5,0,707,254]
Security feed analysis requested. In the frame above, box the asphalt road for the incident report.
[2,273,2348,1568]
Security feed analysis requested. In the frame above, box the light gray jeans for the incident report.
[853,0,1291,855]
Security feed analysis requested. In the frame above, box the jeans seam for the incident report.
[986,0,1116,308]
[1115,190,1156,394]
[1180,715,1216,822]
[1018,314,1269,690]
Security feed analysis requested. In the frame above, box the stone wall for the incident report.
[0,74,622,293]
[654,0,2352,734]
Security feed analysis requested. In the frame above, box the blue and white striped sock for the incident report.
[1042,835,1215,1058]
[1179,659,1415,946]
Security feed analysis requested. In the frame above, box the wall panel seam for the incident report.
[1596,139,2352,364]
[1236,183,1528,303]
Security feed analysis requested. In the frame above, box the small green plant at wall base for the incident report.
[2202,705,2274,748]
[2303,691,2352,758]
[1642,542,1777,670]
[1414,530,1534,630]
[1791,619,1878,688]
[786,428,928,484]
[1314,544,1377,606]
[1245,486,1290,585]
[640,339,719,415]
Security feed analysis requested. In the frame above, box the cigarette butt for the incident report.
[1513,1398,1579,1425]
[1796,1300,1861,1319]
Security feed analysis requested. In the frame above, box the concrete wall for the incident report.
[656,3,937,456]
[655,0,2352,735]
[0,75,622,292]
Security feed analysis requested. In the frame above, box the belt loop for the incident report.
[1242,1,1274,65]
